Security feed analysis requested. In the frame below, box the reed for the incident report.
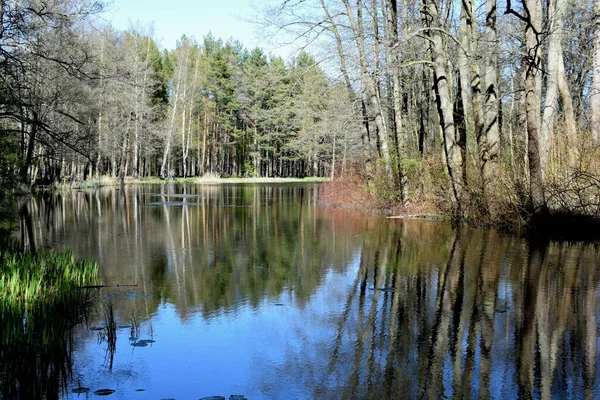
[101,301,117,371]
[0,248,99,398]
[0,249,98,308]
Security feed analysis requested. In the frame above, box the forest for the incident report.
[1,0,599,228]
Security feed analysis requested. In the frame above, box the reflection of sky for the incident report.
[67,259,361,399]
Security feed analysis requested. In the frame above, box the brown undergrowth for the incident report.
[320,135,600,240]
[319,162,444,219]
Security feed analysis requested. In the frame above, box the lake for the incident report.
[11,183,600,399]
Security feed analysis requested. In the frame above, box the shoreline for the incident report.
[25,176,600,242]
[37,176,329,191]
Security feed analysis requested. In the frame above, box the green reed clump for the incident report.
[0,249,98,398]
[0,249,98,307]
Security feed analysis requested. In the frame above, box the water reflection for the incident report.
[15,184,600,399]
[0,288,92,398]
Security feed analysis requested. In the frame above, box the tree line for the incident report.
[0,0,362,195]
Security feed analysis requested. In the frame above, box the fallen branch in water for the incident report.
[77,284,137,289]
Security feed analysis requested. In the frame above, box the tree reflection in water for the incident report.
[276,220,599,399]
[15,184,600,399]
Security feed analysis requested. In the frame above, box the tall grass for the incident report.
[0,249,98,308]
[0,249,99,398]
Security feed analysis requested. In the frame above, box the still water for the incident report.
[14,183,600,399]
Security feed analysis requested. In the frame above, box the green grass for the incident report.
[0,249,99,398]
[0,249,98,308]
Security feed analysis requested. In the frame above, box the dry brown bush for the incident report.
[319,133,600,235]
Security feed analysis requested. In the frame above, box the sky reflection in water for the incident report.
[16,183,600,399]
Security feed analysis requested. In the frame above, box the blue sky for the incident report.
[105,0,267,52]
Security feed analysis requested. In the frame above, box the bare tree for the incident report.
[591,0,600,144]
[422,0,465,211]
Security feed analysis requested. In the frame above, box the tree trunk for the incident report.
[119,113,131,185]
[457,0,474,140]
[524,0,547,214]
[21,119,37,184]
[422,0,465,211]
[482,0,500,198]
[320,0,373,171]
[540,0,561,170]
[557,52,577,162]
[342,0,392,178]
[466,0,485,180]
[385,0,407,200]
[160,44,187,179]
[591,0,600,144]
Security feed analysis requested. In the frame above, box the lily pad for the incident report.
[118,325,131,329]
[94,389,115,396]
[137,339,155,344]
[72,387,90,394]
[274,303,285,306]
[126,296,138,299]
[132,341,148,347]
[200,397,225,400]
[135,389,145,391]
[90,327,105,331]
[229,396,248,400]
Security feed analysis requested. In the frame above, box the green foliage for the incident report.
[242,159,255,177]
[152,49,172,108]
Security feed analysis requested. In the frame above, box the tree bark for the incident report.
[557,52,577,161]
[160,44,188,179]
[457,0,474,140]
[21,118,37,184]
[422,0,465,211]
[523,0,547,213]
[320,0,373,170]
[591,0,600,144]
[482,0,500,194]
[540,0,561,170]
[342,0,392,178]
[385,0,407,200]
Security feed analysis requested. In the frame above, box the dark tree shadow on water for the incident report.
[0,288,93,398]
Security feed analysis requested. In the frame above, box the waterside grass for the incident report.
[0,249,99,398]
[0,249,98,308]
